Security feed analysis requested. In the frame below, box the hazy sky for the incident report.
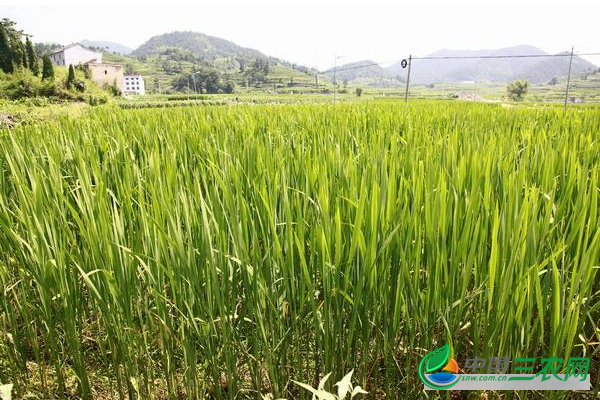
[2,0,599,70]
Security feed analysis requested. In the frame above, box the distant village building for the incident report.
[85,62,124,92]
[124,75,145,95]
[49,43,102,67]
[48,43,145,95]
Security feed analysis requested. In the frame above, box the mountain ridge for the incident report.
[81,39,133,55]
[385,45,596,84]
[132,31,268,61]
[84,31,598,88]
[323,59,403,87]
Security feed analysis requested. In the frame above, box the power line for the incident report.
[323,52,600,74]
[414,52,600,60]
[324,61,398,74]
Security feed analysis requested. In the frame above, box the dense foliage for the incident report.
[171,68,236,94]
[0,70,63,100]
[0,19,105,103]
[0,18,38,76]
[0,101,598,399]
[507,79,529,101]
[41,54,54,80]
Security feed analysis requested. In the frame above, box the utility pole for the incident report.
[404,54,412,103]
[564,46,574,110]
[191,72,198,94]
[315,73,318,88]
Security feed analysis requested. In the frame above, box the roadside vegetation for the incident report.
[0,19,115,127]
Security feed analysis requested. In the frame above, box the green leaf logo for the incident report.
[425,343,450,372]
[418,344,459,390]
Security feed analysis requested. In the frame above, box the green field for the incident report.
[0,100,599,399]
[357,71,600,104]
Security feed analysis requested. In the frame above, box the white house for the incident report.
[124,75,145,95]
[49,43,102,67]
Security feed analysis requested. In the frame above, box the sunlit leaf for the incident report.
[0,384,12,400]
[335,369,353,400]
[351,386,368,398]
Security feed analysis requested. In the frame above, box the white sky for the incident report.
[1,0,599,70]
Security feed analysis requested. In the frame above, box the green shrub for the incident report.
[74,79,86,92]
[37,80,59,97]
[19,96,49,107]
[165,94,208,101]
[0,69,77,101]
[0,70,36,99]
[506,79,529,101]
[86,93,108,106]
[105,83,121,97]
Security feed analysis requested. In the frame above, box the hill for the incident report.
[323,60,402,87]
[105,50,326,94]
[81,40,133,55]
[386,45,597,84]
[325,60,389,81]
[132,31,266,61]
[100,31,327,94]
[518,52,597,83]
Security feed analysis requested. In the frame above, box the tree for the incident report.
[201,71,222,93]
[66,64,75,89]
[506,80,528,101]
[172,70,228,94]
[34,42,62,58]
[237,58,246,72]
[10,39,25,70]
[355,87,363,97]
[1,18,25,69]
[548,77,558,86]
[223,80,235,94]
[0,23,13,73]
[41,54,54,80]
[107,79,121,96]
[76,63,91,79]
